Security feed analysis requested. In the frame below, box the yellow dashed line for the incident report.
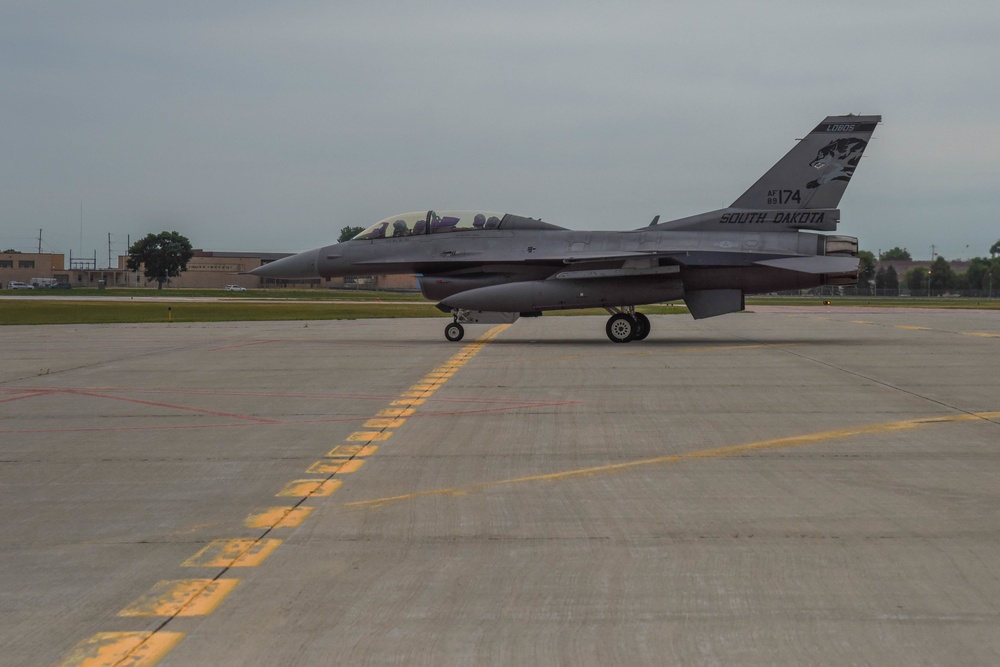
[56,631,184,667]
[346,430,394,442]
[182,538,283,567]
[276,478,343,497]
[378,407,415,418]
[961,331,1000,338]
[392,398,425,406]
[364,418,407,429]
[896,325,930,330]
[119,579,240,617]
[244,506,314,529]
[326,444,379,458]
[306,459,365,474]
[54,324,511,667]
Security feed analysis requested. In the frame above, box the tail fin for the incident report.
[730,114,881,210]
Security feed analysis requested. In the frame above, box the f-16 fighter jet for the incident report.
[251,114,880,342]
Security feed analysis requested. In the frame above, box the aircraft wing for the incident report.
[559,251,663,264]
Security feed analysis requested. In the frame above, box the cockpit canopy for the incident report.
[350,210,566,241]
[352,210,505,240]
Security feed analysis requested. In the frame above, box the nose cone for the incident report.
[250,248,321,279]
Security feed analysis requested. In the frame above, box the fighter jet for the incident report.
[251,114,880,342]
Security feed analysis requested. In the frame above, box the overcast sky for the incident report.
[3,1,999,263]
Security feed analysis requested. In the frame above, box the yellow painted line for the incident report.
[365,418,407,429]
[346,430,394,442]
[276,478,342,497]
[53,323,509,667]
[306,459,365,474]
[896,325,930,330]
[346,411,1000,509]
[379,407,415,417]
[244,506,314,529]
[961,331,1000,338]
[326,444,379,458]
[55,631,184,667]
[182,538,282,567]
[851,320,873,324]
[391,398,425,407]
[119,578,240,617]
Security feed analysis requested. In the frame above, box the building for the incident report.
[2,250,417,291]
[1,252,67,288]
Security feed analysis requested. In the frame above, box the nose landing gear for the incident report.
[444,321,465,342]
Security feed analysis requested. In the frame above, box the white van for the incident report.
[7,281,34,290]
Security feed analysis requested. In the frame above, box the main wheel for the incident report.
[633,312,651,341]
[444,322,465,342]
[605,313,637,343]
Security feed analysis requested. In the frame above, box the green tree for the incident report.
[338,226,365,243]
[991,239,1000,257]
[928,256,955,294]
[963,257,992,291]
[858,250,876,287]
[2,249,21,253]
[905,266,928,293]
[880,247,911,261]
[126,231,194,289]
[875,265,898,292]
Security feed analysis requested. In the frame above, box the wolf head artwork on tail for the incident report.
[806,137,868,189]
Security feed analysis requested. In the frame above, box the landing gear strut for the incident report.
[604,307,650,343]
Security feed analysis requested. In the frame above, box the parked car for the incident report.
[7,281,34,290]
[50,282,72,289]
[224,284,247,291]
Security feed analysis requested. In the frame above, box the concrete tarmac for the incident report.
[2,308,999,666]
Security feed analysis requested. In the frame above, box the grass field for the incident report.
[1,289,997,325]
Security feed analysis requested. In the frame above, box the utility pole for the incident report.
[38,229,42,253]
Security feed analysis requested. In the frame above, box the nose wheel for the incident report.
[605,308,650,343]
[444,322,465,342]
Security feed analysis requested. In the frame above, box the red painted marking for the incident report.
[0,390,55,404]
[62,389,281,423]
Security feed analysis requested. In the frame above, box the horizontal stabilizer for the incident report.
[754,256,859,274]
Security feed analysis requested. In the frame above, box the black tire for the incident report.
[633,312,651,341]
[605,313,636,343]
[445,322,465,342]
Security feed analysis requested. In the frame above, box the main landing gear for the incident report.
[605,307,650,343]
